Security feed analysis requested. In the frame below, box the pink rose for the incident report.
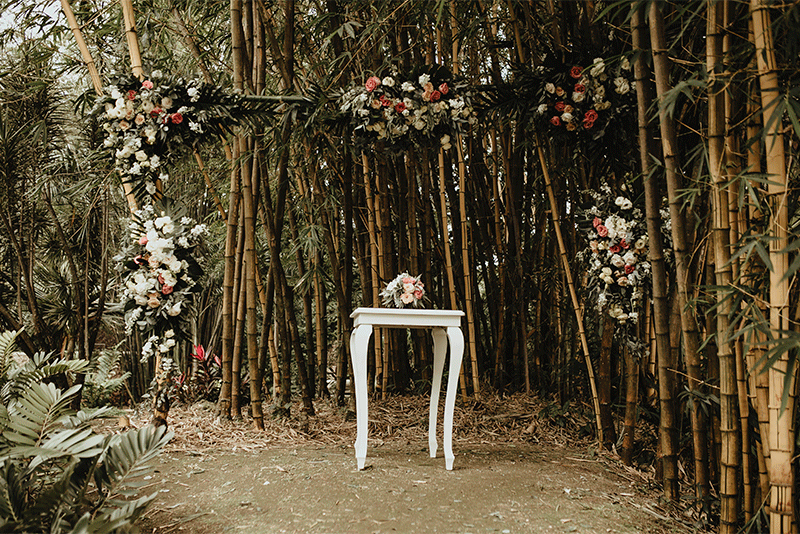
[365,76,381,92]
[570,66,583,79]
[171,112,183,124]
[142,80,154,90]
[161,285,174,295]
[438,83,449,95]
[127,89,137,100]
[625,264,635,274]
[133,254,144,265]
[549,116,561,126]
[413,289,424,299]
[379,95,391,107]
[430,90,441,102]
[584,109,598,122]
[596,224,608,237]
[583,119,595,129]
[402,277,415,284]
[554,101,565,112]
[593,217,602,228]
[150,107,163,117]
[394,101,407,113]
[574,83,586,93]
[400,292,414,304]
[620,239,629,249]
[138,235,148,245]
[609,244,621,254]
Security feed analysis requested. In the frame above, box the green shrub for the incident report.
[0,330,172,533]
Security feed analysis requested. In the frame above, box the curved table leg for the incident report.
[429,327,448,458]
[443,326,464,470]
[350,324,373,470]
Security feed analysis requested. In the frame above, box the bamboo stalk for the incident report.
[437,147,468,400]
[120,0,144,79]
[707,2,740,529]
[361,153,381,396]
[59,0,102,94]
[750,2,796,531]
[536,141,602,444]
[455,134,480,397]
[647,1,693,503]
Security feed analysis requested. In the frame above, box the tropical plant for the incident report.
[0,330,172,533]
[82,348,132,408]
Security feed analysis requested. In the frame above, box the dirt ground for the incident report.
[128,396,699,534]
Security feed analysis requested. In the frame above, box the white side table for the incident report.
[349,307,465,470]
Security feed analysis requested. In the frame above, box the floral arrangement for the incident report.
[380,273,426,308]
[577,183,650,327]
[95,72,252,200]
[117,199,206,363]
[339,65,476,151]
[534,56,635,140]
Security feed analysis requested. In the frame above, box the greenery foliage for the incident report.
[0,331,171,533]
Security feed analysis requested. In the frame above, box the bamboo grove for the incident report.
[0,0,798,532]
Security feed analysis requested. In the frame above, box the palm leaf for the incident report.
[94,426,172,502]
[2,383,81,448]
[0,330,19,379]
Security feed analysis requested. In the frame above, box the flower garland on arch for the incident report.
[338,65,477,152]
[95,71,257,201]
[116,199,207,367]
[577,183,653,354]
[533,55,636,141]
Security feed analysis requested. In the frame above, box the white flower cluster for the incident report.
[121,204,206,336]
[141,329,177,363]
[340,70,476,149]
[99,75,205,196]
[581,184,651,324]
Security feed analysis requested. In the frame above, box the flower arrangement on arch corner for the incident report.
[576,183,651,353]
[380,273,426,308]
[115,198,207,367]
[533,55,636,141]
[94,71,250,199]
[338,64,477,153]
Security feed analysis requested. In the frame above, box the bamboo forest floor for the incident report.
[117,394,703,534]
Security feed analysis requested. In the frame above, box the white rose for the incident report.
[401,81,415,92]
[614,77,630,95]
[381,76,395,87]
[611,254,625,268]
[536,103,548,115]
[545,83,556,94]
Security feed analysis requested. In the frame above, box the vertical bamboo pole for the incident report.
[707,2,740,530]
[451,0,479,397]
[437,148,467,400]
[536,142,602,444]
[648,1,693,503]
[750,2,796,531]
[455,136,479,397]
[120,0,144,79]
[362,153,381,396]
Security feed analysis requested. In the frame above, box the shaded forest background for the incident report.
[0,1,798,533]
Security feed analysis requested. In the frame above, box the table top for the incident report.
[351,307,464,328]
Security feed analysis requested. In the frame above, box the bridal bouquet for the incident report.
[380,273,426,308]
